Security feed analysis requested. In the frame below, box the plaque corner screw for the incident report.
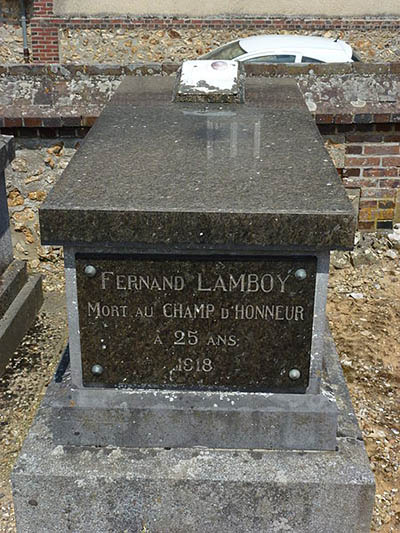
[91,364,104,376]
[84,265,97,277]
[289,368,301,381]
[295,268,307,281]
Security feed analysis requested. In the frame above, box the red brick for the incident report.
[346,134,383,143]
[378,200,395,209]
[315,114,334,124]
[359,207,377,221]
[343,177,378,187]
[4,117,22,127]
[345,145,362,155]
[373,113,391,123]
[359,200,378,208]
[382,157,400,167]
[361,168,385,177]
[364,144,400,155]
[362,168,398,177]
[358,221,376,231]
[334,114,353,124]
[23,117,43,127]
[375,123,393,132]
[378,179,400,188]
[345,156,381,167]
[377,208,394,220]
[361,188,396,199]
[342,168,360,177]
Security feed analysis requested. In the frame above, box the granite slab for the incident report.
[40,77,355,250]
[0,135,15,274]
[76,253,316,392]
[0,135,15,173]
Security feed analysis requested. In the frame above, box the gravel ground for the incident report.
[2,23,400,63]
[0,292,67,533]
[0,143,399,532]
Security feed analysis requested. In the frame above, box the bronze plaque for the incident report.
[76,254,317,392]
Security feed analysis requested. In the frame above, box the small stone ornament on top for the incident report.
[173,60,245,104]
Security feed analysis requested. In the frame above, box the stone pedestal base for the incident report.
[12,333,374,533]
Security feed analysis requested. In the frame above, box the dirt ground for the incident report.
[0,144,399,531]
[327,256,400,532]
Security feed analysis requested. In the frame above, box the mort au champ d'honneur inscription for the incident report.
[76,255,317,393]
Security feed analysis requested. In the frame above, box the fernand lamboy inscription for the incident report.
[76,254,317,392]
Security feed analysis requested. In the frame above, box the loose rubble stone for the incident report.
[351,248,379,268]
[331,250,351,269]
[385,249,398,260]
[388,230,400,251]
[349,291,365,299]
[10,159,28,173]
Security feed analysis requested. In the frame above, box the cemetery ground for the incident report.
[0,142,399,532]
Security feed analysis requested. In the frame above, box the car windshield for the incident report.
[201,40,246,60]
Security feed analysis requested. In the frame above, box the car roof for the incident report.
[238,34,351,57]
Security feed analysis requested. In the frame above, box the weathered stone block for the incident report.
[0,273,43,374]
[11,332,375,533]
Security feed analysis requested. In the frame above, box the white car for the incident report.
[200,34,360,64]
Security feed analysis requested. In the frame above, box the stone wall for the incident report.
[0,0,33,22]
[27,0,400,62]
[0,62,400,231]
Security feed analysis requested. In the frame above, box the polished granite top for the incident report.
[40,77,355,250]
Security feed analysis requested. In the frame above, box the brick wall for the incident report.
[31,0,60,62]
[315,118,400,230]
[343,132,400,230]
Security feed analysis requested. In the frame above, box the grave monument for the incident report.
[12,62,374,532]
[0,135,43,374]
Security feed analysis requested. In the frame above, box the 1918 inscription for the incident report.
[76,254,317,392]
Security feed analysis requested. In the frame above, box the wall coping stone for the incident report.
[2,61,400,76]
[1,63,400,123]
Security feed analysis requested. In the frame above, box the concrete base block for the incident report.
[44,369,338,451]
[0,265,43,374]
[12,432,374,533]
[12,331,375,532]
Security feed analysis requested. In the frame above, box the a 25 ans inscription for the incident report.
[76,255,317,392]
